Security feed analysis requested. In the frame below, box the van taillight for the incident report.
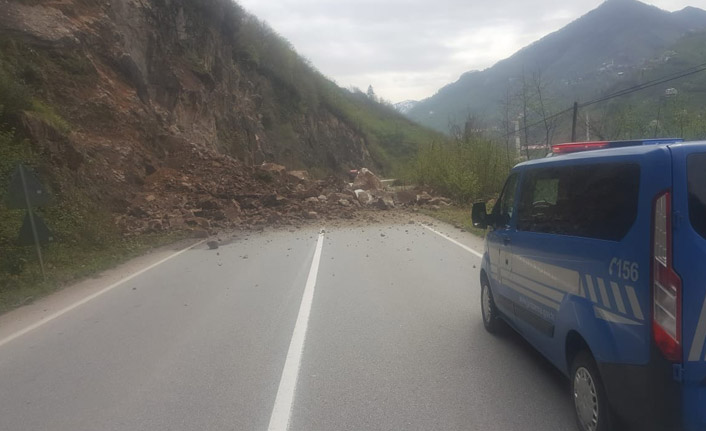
[652,191,682,362]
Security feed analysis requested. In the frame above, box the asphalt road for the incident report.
[0,220,577,431]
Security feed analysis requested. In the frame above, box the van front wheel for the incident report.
[481,280,501,333]
[571,351,613,431]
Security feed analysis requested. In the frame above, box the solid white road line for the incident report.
[267,230,325,431]
[0,240,207,349]
[423,225,483,259]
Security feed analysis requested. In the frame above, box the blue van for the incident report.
[471,139,706,431]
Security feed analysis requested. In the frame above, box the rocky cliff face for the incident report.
[3,0,373,168]
[0,0,383,233]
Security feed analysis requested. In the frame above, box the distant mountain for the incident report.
[407,0,706,133]
[393,100,419,114]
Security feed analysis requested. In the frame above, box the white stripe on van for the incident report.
[625,285,644,321]
[584,275,598,303]
[688,295,706,361]
[596,278,612,308]
[502,268,566,303]
[593,306,641,326]
[610,281,627,314]
[512,256,581,295]
[504,278,561,311]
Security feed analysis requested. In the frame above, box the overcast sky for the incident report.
[237,0,698,103]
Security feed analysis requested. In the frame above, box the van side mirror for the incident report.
[472,202,489,229]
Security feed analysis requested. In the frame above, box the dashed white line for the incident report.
[0,239,207,349]
[267,230,325,431]
[422,225,483,259]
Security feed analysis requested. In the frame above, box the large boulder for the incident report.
[352,168,383,191]
[355,189,374,205]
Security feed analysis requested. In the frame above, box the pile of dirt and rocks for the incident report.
[113,143,452,236]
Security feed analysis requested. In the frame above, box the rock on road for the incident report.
[0,220,576,431]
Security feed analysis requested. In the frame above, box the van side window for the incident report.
[517,163,640,241]
[494,173,519,227]
[688,153,706,240]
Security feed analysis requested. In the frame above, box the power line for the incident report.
[501,62,706,140]
[579,62,706,108]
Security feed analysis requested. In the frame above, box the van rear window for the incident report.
[688,153,706,241]
[518,163,640,241]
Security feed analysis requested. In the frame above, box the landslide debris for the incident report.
[114,150,452,236]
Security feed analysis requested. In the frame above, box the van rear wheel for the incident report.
[571,351,613,431]
[481,279,501,333]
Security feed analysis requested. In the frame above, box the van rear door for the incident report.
[671,144,706,430]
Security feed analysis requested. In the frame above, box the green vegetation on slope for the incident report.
[586,31,706,141]
[232,11,444,173]
[0,45,189,313]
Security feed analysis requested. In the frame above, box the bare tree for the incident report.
[532,69,557,151]
[498,84,516,166]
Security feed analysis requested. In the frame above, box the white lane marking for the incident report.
[0,240,207,349]
[267,231,325,431]
[423,225,483,258]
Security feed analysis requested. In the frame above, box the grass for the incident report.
[0,230,191,314]
[420,205,487,238]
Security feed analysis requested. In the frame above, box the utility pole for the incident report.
[571,101,579,142]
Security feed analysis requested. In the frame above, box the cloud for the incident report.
[237,0,696,102]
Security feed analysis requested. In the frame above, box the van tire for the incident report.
[571,350,613,431]
[481,279,501,334]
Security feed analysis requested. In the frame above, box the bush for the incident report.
[411,133,513,203]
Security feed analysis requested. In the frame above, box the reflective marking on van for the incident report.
[609,281,627,314]
[596,278,612,308]
[687,295,706,361]
[593,306,642,326]
[624,285,644,321]
[501,268,566,303]
[504,278,561,311]
[584,275,598,303]
[512,256,581,295]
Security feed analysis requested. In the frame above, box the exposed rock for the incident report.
[338,199,351,207]
[428,197,452,206]
[304,197,319,204]
[305,211,318,219]
[286,170,310,182]
[207,240,219,250]
[258,163,287,174]
[416,192,433,205]
[352,168,384,191]
[354,189,374,205]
